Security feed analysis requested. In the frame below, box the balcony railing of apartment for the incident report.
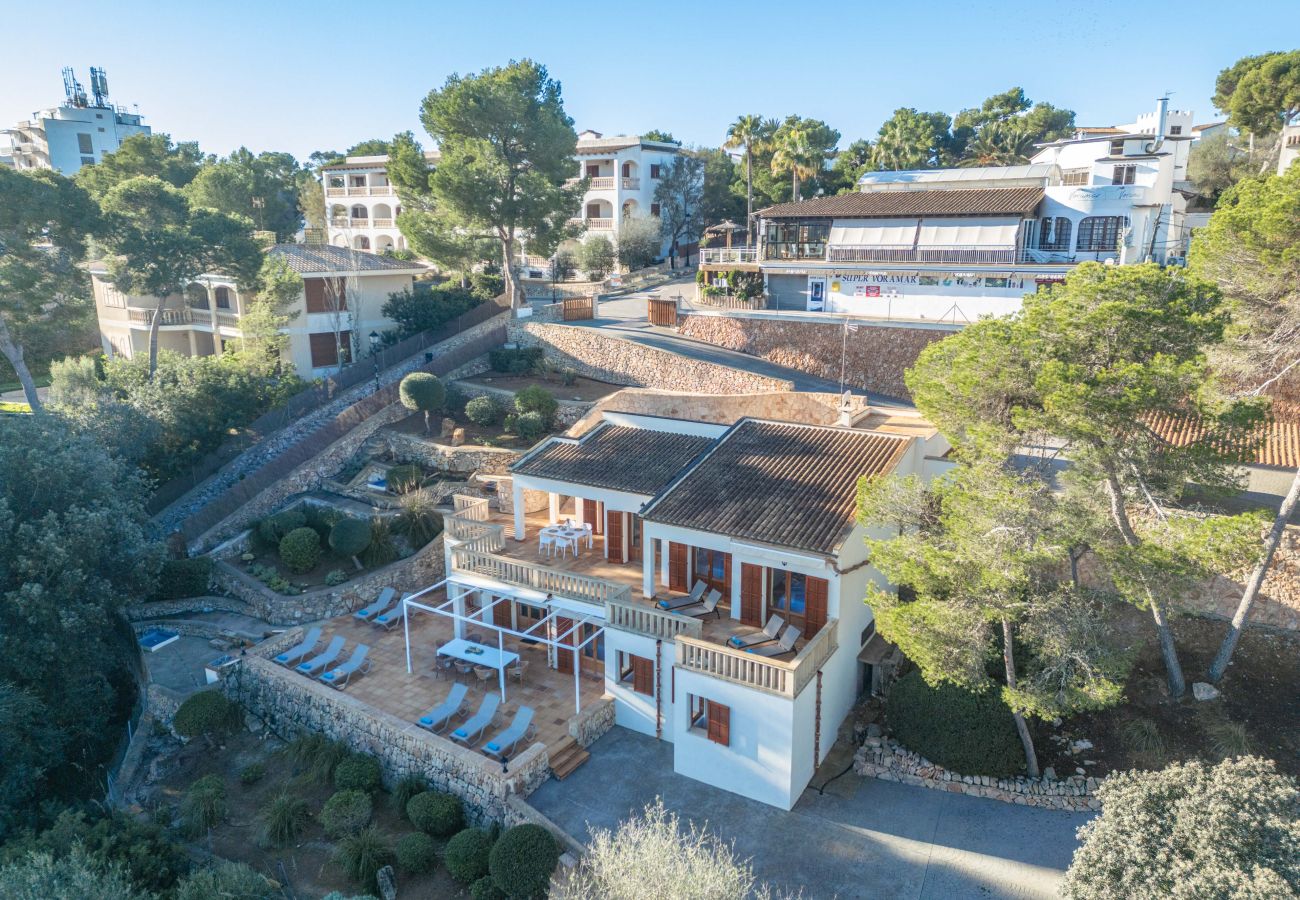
[568,217,615,231]
[326,185,395,198]
[587,176,616,189]
[214,311,241,328]
[128,308,193,326]
[606,597,703,641]
[371,218,394,227]
[450,546,633,607]
[763,242,827,261]
[826,244,1020,265]
[699,247,758,265]
[621,177,640,190]
[674,619,838,698]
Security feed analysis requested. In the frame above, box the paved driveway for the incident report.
[529,727,1087,900]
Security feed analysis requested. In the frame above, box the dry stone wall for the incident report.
[677,311,956,401]
[382,430,521,475]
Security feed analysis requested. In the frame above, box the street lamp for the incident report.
[369,331,381,392]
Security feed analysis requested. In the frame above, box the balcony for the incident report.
[700,247,758,265]
[675,619,837,699]
[568,217,614,231]
[330,217,370,228]
[621,177,640,191]
[326,185,394,198]
[371,217,394,227]
[587,177,615,190]
[214,311,241,328]
[127,307,193,326]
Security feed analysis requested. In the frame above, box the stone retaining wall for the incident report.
[225,651,551,826]
[854,736,1100,811]
[508,321,793,395]
[125,596,254,622]
[677,311,957,401]
[568,696,615,747]
[569,387,860,437]
[381,430,522,476]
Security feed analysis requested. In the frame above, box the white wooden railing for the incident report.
[450,547,633,607]
[606,597,703,641]
[675,619,838,698]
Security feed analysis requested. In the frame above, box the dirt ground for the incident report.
[387,410,527,448]
[1039,610,1300,779]
[146,729,466,899]
[460,372,620,403]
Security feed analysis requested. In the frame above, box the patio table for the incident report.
[437,638,520,671]
[540,525,584,556]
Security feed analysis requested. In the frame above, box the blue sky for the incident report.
[1,0,1289,161]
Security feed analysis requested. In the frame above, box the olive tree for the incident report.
[399,372,446,433]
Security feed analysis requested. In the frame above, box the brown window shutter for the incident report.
[583,499,603,534]
[492,595,512,628]
[668,542,688,593]
[605,510,623,562]
[631,655,654,696]
[721,553,732,597]
[308,332,338,368]
[805,576,829,636]
[707,701,731,746]
[740,564,764,626]
[304,278,325,313]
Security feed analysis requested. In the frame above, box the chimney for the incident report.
[1146,97,1169,154]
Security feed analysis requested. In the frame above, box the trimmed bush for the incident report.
[489,824,560,899]
[334,752,382,793]
[239,762,266,786]
[464,395,502,426]
[406,790,464,838]
[514,386,557,426]
[391,775,427,820]
[180,775,226,837]
[488,346,543,375]
[400,372,447,432]
[513,411,547,442]
[320,790,372,838]
[154,557,213,600]
[279,527,321,573]
[329,518,372,559]
[386,464,423,494]
[325,569,348,586]
[258,792,309,848]
[471,876,508,900]
[172,690,240,739]
[445,828,494,884]
[885,670,1025,776]
[258,509,306,546]
[333,826,393,888]
[394,831,439,874]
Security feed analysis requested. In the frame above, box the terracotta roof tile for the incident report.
[1145,407,1300,469]
[757,187,1044,220]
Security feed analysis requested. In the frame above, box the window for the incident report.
[650,202,661,217]
[1109,139,1125,156]
[586,202,602,218]
[1061,168,1090,186]
[309,331,351,368]
[693,548,730,596]
[586,164,600,178]
[1169,125,1183,136]
[97,127,105,133]
[621,162,632,177]
[304,278,346,313]
[328,176,345,188]
[350,205,366,219]
[350,175,365,187]
[770,571,828,636]
[1038,217,1072,251]
[618,652,654,695]
[77,133,93,153]
[80,157,95,166]
[688,695,730,746]
[1112,165,1136,186]
[214,286,231,310]
[1076,216,1128,252]
[919,275,940,286]
[984,277,1010,288]
[650,164,662,179]
[763,219,830,260]
[101,282,126,309]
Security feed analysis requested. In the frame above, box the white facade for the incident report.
[5,70,149,175]
[1279,123,1300,175]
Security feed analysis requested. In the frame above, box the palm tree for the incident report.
[770,126,822,203]
[725,114,765,245]
[958,121,1037,167]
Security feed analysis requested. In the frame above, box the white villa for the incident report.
[424,404,949,808]
[90,245,425,378]
[702,100,1201,322]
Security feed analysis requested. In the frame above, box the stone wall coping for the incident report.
[681,306,963,332]
[381,430,522,458]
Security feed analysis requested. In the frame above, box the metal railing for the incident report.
[674,619,838,698]
[449,547,633,607]
[699,247,758,265]
[606,597,702,640]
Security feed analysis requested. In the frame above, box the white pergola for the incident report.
[401,579,606,714]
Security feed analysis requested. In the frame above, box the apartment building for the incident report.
[702,101,1197,322]
[438,406,948,808]
[4,68,150,175]
[90,244,424,378]
[1280,123,1300,175]
[321,132,690,268]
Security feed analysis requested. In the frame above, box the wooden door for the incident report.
[629,515,642,562]
[805,576,829,636]
[739,564,765,627]
[582,499,603,534]
[668,542,689,593]
[492,595,512,629]
[605,510,624,563]
[555,616,576,674]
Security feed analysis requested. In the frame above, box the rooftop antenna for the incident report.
[89,67,110,107]
[62,66,87,107]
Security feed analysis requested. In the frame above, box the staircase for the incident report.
[548,736,590,780]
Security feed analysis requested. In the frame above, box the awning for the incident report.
[830,218,919,246]
[916,216,1021,247]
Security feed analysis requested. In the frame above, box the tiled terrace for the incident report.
[293,589,605,757]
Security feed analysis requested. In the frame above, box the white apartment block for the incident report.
[4,68,150,175]
[90,245,424,379]
[1279,123,1300,175]
[704,100,1199,322]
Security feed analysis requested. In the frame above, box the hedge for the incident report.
[513,386,557,426]
[153,557,214,600]
[329,519,372,559]
[464,395,502,426]
[445,828,494,884]
[488,347,543,375]
[172,691,241,739]
[885,669,1025,776]
[394,832,438,874]
[320,790,372,838]
[406,791,464,838]
[278,527,321,573]
[488,824,560,898]
[333,752,382,793]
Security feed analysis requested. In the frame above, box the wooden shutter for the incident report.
[631,655,654,696]
[721,553,732,597]
[583,499,603,534]
[555,616,575,674]
[308,332,338,368]
[305,277,346,313]
[740,564,764,627]
[605,510,624,562]
[492,595,512,628]
[668,542,688,593]
[805,576,829,636]
[706,701,731,746]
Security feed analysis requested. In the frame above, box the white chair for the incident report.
[554,536,574,558]
[581,522,594,549]
[539,532,556,557]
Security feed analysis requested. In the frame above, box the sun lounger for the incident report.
[373,594,409,631]
[676,588,722,619]
[353,587,397,622]
[728,615,784,650]
[320,644,371,688]
[417,683,469,732]
[273,626,322,666]
[656,581,707,611]
[295,635,345,676]
[450,693,501,745]
[481,706,535,760]
[745,625,801,658]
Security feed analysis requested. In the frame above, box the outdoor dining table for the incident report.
[540,524,585,556]
[437,638,521,700]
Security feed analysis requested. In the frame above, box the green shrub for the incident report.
[488,347,543,375]
[465,395,502,426]
[333,826,393,888]
[470,270,504,302]
[258,793,309,848]
[325,569,348,586]
[334,752,383,793]
[239,762,266,786]
[445,828,494,884]
[391,775,427,820]
[394,831,439,874]
[386,464,424,494]
[154,557,214,600]
[180,774,227,837]
[472,876,507,900]
[173,690,241,739]
[489,824,560,899]
[561,366,576,387]
[400,372,447,432]
[329,518,372,559]
[361,517,399,567]
[321,790,373,838]
[513,411,547,442]
[514,386,557,426]
[397,489,444,546]
[284,733,349,783]
[303,503,344,537]
[175,861,272,900]
[406,790,464,837]
[279,527,321,573]
[885,670,1025,776]
[258,509,306,546]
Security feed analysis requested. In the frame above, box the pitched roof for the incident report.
[1146,407,1300,469]
[757,187,1044,220]
[511,424,714,496]
[269,244,426,275]
[642,420,911,554]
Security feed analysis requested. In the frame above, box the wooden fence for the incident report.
[562,296,596,321]
[648,296,678,327]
